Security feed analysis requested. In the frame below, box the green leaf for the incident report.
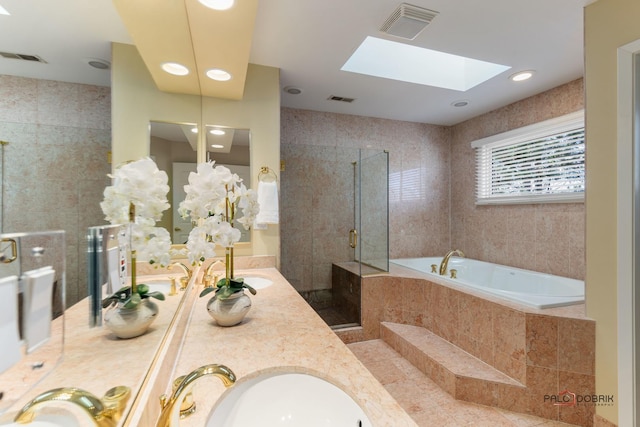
[229,278,245,287]
[244,283,257,295]
[199,287,215,298]
[136,283,149,295]
[145,291,165,301]
[215,286,237,300]
[123,292,142,309]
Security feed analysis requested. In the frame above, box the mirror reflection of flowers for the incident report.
[178,161,260,299]
[100,157,172,308]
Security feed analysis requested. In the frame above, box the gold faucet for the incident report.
[170,262,192,280]
[156,364,236,427]
[203,260,225,287]
[14,386,130,427]
[439,249,465,276]
[205,260,225,277]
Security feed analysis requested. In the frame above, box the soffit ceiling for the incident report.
[112,0,258,100]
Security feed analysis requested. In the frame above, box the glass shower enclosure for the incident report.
[324,148,389,329]
[280,143,389,329]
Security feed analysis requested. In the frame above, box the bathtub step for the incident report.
[380,322,524,404]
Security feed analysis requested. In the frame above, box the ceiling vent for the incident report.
[328,95,355,103]
[0,51,47,63]
[380,3,439,40]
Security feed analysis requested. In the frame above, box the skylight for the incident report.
[341,36,510,92]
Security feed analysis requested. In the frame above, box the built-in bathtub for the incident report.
[391,257,584,309]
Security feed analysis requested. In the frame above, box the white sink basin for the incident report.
[1,414,80,426]
[206,372,372,427]
[138,277,180,295]
[241,276,273,289]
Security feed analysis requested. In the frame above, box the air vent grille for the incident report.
[380,3,438,40]
[0,51,47,63]
[328,95,355,103]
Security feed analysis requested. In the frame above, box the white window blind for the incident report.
[471,110,585,205]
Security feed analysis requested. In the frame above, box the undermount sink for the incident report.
[138,276,180,295]
[1,414,80,426]
[241,276,273,289]
[206,372,372,427]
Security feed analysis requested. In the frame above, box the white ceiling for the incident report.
[0,0,590,126]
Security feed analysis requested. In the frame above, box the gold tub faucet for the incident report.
[14,386,130,427]
[439,249,465,276]
[156,364,236,427]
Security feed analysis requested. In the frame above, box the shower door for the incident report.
[356,149,389,275]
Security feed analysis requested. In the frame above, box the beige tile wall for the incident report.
[450,78,585,280]
[280,108,452,293]
[280,78,585,294]
[0,75,111,307]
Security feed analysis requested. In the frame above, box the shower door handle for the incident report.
[349,229,358,249]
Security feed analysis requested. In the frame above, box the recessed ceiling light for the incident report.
[283,86,302,95]
[211,144,224,149]
[206,68,232,81]
[162,62,189,76]
[191,127,198,133]
[199,0,234,10]
[451,100,469,107]
[510,70,535,82]
[86,58,110,70]
[0,4,10,15]
[210,129,226,135]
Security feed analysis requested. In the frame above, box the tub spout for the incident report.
[14,386,130,427]
[439,249,465,276]
[156,364,236,427]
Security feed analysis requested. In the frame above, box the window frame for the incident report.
[471,110,585,205]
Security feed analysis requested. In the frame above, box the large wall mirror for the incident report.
[149,121,251,245]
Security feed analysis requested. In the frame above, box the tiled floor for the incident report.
[347,339,581,427]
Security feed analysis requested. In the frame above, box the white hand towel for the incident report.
[0,275,21,374]
[255,180,279,226]
[107,246,121,295]
[23,266,55,353]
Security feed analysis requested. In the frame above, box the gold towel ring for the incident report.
[258,166,278,183]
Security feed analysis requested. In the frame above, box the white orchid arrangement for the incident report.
[178,161,260,299]
[100,157,172,308]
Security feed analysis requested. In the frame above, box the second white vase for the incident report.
[207,291,251,327]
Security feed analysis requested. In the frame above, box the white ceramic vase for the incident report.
[207,291,251,326]
[104,298,159,339]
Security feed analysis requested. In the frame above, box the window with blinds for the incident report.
[472,110,585,205]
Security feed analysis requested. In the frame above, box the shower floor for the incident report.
[308,301,359,329]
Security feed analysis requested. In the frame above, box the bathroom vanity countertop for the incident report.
[0,272,191,426]
[165,267,418,427]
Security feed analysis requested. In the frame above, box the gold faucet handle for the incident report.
[203,274,213,288]
[450,269,457,279]
[171,375,196,419]
[102,385,131,422]
[179,277,188,290]
[430,264,437,273]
